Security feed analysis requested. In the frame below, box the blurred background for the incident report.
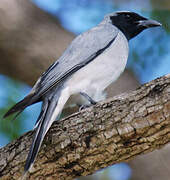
[0,0,169,179]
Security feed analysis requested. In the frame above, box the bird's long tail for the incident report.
[24,87,70,174]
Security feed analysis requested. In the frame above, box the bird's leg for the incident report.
[80,92,97,105]
[79,92,96,111]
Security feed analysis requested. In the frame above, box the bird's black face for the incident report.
[110,11,161,40]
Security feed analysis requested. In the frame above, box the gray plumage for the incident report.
[31,19,119,97]
[4,11,161,175]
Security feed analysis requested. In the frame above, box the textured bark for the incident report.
[0,74,170,180]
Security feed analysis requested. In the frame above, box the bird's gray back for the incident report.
[32,20,119,97]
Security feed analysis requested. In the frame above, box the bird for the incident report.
[4,11,161,174]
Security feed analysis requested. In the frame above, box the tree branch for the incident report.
[0,74,170,180]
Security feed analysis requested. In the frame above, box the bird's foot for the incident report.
[79,104,93,111]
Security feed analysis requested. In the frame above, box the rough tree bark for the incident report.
[0,74,170,180]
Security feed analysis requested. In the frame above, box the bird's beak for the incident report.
[138,19,162,28]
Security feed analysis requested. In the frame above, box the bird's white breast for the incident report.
[65,31,129,102]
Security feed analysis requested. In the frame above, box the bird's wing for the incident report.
[32,23,118,98]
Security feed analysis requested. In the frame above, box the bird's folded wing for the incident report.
[31,23,118,98]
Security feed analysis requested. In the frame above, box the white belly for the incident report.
[65,31,129,104]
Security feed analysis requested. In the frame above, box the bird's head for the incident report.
[107,11,162,40]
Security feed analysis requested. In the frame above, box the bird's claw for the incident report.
[79,104,92,111]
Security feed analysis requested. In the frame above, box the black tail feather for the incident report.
[3,94,35,118]
[24,100,49,172]
[24,96,59,173]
